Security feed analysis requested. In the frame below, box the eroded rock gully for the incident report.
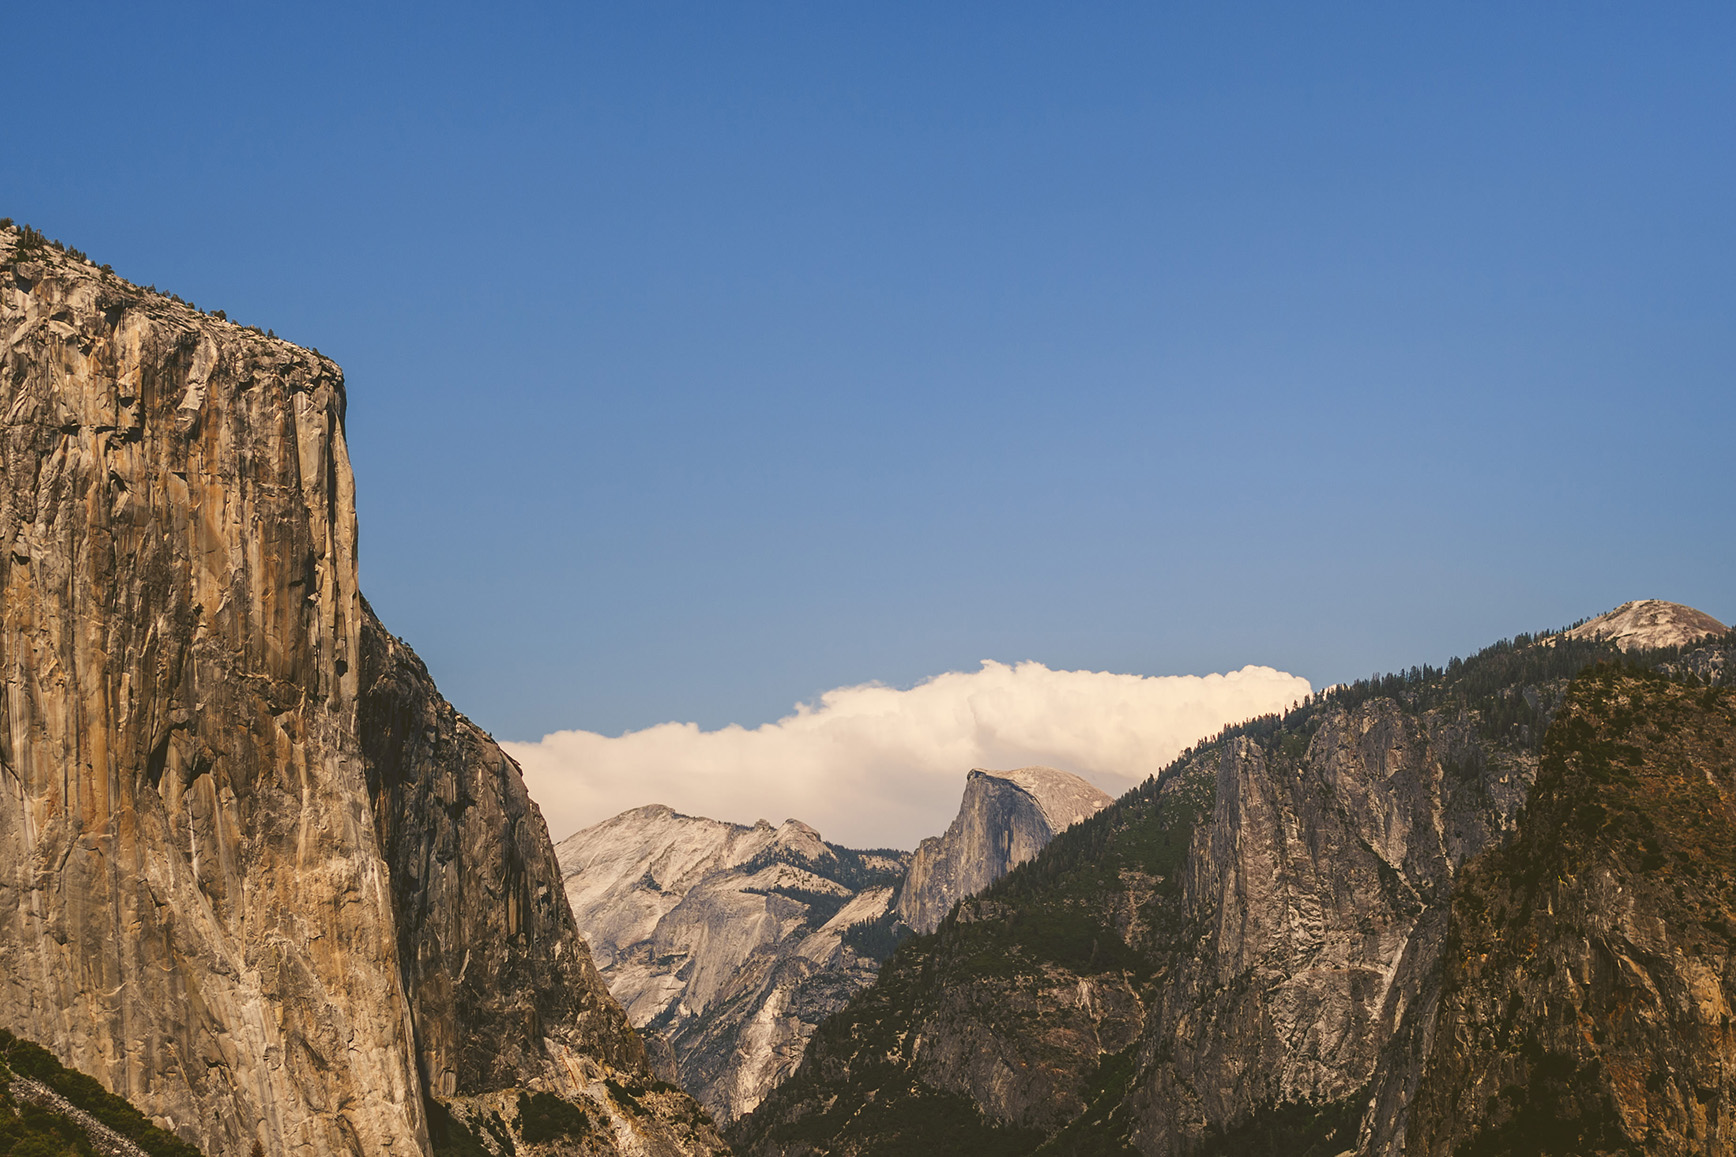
[0,230,726,1157]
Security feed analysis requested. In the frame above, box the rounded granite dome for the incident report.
[1561,599,1727,652]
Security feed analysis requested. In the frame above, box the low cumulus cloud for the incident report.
[506,661,1311,851]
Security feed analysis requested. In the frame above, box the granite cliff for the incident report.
[557,809,906,1126]
[558,767,1114,1127]
[1404,665,1736,1155]
[0,225,726,1157]
[731,608,1734,1156]
[898,766,1113,935]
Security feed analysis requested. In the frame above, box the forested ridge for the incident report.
[731,622,1736,1156]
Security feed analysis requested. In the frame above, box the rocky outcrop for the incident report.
[1561,598,1727,651]
[897,767,1113,934]
[557,806,908,1125]
[559,770,1114,1125]
[734,702,1533,1156]
[1403,667,1736,1156]
[11,1077,159,1157]
[0,227,725,1157]
[731,611,1730,1157]
[354,616,733,1157]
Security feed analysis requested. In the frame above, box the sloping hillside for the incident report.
[1405,665,1736,1155]
[0,1028,203,1157]
[731,610,1733,1156]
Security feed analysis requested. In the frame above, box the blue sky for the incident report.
[8,3,1734,742]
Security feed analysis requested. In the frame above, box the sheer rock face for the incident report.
[557,806,907,1125]
[730,693,1544,1156]
[0,236,414,1157]
[1127,702,1528,1156]
[1403,670,1736,1157]
[1562,599,1727,651]
[356,614,650,1093]
[0,232,724,1157]
[897,767,1113,934]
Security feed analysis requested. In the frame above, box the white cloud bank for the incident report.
[506,660,1312,851]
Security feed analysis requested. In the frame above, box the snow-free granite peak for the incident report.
[556,805,908,1124]
[558,767,1118,1123]
[897,766,1114,934]
[1559,598,1726,651]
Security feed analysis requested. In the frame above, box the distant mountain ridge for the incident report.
[729,601,1734,1156]
[559,765,1118,1124]
[557,806,909,1124]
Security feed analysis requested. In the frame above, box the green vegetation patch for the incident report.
[0,1099,96,1157]
[747,1077,1044,1157]
[1493,664,1736,945]
[943,755,1214,982]
[1194,1095,1365,1157]
[0,1031,204,1157]
[1421,665,1736,1153]
[839,908,913,962]
[1031,1044,1142,1156]
[601,1078,644,1115]
[734,843,909,893]
[1452,1049,1637,1157]
[515,1092,592,1144]
[745,884,852,927]
[424,1098,493,1157]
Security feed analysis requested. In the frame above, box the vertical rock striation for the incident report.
[897,767,1114,935]
[356,615,649,1090]
[1124,699,1525,1156]
[0,227,725,1157]
[0,229,420,1157]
